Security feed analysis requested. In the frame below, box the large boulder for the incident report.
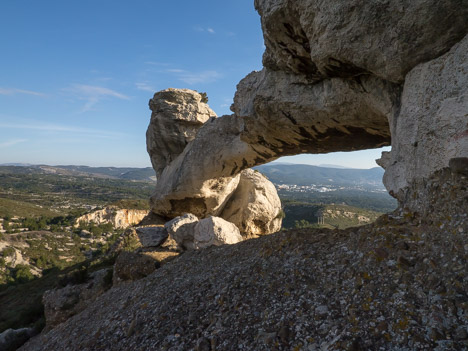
[164,213,199,250]
[165,215,243,250]
[220,169,282,238]
[146,88,217,177]
[193,216,243,249]
[377,34,468,210]
[0,328,36,351]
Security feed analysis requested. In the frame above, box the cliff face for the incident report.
[75,208,148,229]
[147,0,467,219]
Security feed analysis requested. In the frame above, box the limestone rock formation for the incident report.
[193,216,243,249]
[148,1,467,217]
[164,214,243,250]
[255,0,468,83]
[75,208,148,229]
[146,88,217,177]
[220,169,282,237]
[164,213,199,250]
[147,88,282,238]
[378,34,468,206]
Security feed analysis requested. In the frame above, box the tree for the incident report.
[15,264,34,283]
[199,92,208,103]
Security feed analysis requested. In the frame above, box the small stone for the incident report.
[278,325,290,344]
[315,305,328,317]
[196,337,211,351]
[455,327,468,341]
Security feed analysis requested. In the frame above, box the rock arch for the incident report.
[148,0,467,222]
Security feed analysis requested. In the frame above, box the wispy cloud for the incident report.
[64,84,130,112]
[135,82,156,93]
[164,69,221,85]
[144,61,170,66]
[0,87,46,97]
[165,68,185,73]
[179,70,221,85]
[0,120,124,139]
[0,139,27,148]
[194,26,215,34]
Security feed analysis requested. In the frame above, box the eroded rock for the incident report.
[193,216,243,249]
[220,169,282,238]
[256,0,468,82]
[147,88,217,177]
[164,213,199,250]
[379,34,468,208]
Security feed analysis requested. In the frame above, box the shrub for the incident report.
[15,264,34,283]
[199,92,209,103]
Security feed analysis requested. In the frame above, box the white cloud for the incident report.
[194,26,215,34]
[0,88,45,97]
[64,84,130,112]
[165,68,186,73]
[171,70,221,85]
[135,82,156,93]
[144,61,170,66]
[0,120,124,139]
[0,139,27,148]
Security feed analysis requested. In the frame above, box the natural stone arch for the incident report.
[148,0,467,222]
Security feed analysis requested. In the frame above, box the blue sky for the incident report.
[0,0,389,169]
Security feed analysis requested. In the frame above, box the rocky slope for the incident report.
[19,169,467,350]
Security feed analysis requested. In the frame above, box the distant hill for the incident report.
[255,163,385,188]
[0,165,156,182]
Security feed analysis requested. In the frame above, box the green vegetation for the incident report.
[111,199,150,210]
[199,91,209,103]
[0,171,154,214]
[282,200,382,229]
[278,190,396,213]
[0,197,61,218]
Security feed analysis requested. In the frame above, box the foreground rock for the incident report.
[165,214,243,250]
[0,328,35,351]
[220,169,282,238]
[378,34,468,208]
[19,171,468,350]
[193,216,243,249]
[164,213,199,250]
